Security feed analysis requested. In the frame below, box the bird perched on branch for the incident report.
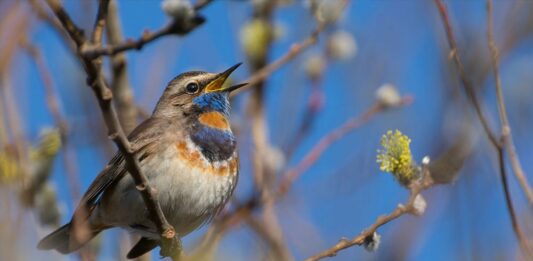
[37,63,246,259]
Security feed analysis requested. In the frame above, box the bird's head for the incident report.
[153,63,246,123]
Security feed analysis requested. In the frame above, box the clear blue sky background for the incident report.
[13,0,533,260]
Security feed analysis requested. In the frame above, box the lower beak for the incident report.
[205,63,248,93]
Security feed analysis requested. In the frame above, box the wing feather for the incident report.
[74,117,167,217]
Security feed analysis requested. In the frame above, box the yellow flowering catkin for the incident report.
[0,151,19,183]
[30,128,62,161]
[0,128,61,184]
[376,130,416,186]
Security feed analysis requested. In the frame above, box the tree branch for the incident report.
[434,0,532,257]
[278,97,413,196]
[80,0,211,59]
[433,0,500,147]
[486,0,533,257]
[305,168,434,261]
[486,0,533,207]
[21,39,82,204]
[44,0,180,258]
[233,25,325,96]
[106,0,138,134]
[200,95,413,249]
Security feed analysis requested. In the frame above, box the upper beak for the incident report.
[205,63,247,93]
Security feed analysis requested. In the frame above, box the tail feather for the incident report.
[127,237,159,259]
[37,222,100,254]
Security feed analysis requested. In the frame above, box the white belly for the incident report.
[95,140,238,238]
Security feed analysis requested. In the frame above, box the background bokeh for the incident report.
[1,0,532,260]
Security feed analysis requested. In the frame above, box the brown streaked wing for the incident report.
[74,117,167,216]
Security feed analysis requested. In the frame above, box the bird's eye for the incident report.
[185,82,200,94]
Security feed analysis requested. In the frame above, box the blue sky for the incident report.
[12,0,533,260]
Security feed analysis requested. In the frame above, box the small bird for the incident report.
[37,63,246,259]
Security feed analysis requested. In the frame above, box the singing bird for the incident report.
[38,63,246,258]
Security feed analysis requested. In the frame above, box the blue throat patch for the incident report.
[191,92,235,162]
[192,92,230,116]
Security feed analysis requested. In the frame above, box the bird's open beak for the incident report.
[205,63,248,93]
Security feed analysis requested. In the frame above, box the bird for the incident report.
[37,63,247,259]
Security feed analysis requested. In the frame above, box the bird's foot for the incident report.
[160,235,182,260]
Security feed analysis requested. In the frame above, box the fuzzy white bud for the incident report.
[412,194,427,216]
[161,0,194,20]
[315,0,345,25]
[375,83,401,107]
[363,232,381,252]
[422,156,430,166]
[327,31,357,60]
[264,146,286,174]
[305,55,325,79]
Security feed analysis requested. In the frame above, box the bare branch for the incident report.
[80,0,211,59]
[496,147,532,257]
[278,97,413,196]
[106,0,138,134]
[21,39,82,203]
[433,0,500,147]
[201,96,413,248]
[44,0,180,258]
[486,0,533,256]
[233,25,324,96]
[305,168,434,261]
[434,0,532,257]
[486,0,533,207]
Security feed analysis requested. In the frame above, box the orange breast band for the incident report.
[198,111,230,130]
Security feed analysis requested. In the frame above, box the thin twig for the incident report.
[106,0,138,134]
[233,25,325,96]
[202,96,413,246]
[28,0,77,53]
[496,148,532,257]
[434,0,532,257]
[21,39,82,203]
[44,0,180,258]
[278,97,413,196]
[81,25,172,58]
[486,0,533,256]
[305,171,434,261]
[193,0,214,10]
[91,0,108,46]
[80,0,211,59]
[486,0,533,206]
[245,1,293,259]
[433,0,500,147]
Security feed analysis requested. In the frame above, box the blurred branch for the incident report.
[486,0,533,207]
[486,0,533,256]
[278,96,413,196]
[222,4,352,255]
[0,4,30,178]
[201,94,413,249]
[305,162,434,261]
[496,147,532,257]
[80,0,211,59]
[285,75,324,159]
[434,0,532,257]
[193,0,213,10]
[433,0,499,147]
[44,0,181,258]
[245,1,292,259]
[20,41,67,134]
[106,0,138,134]
[20,39,82,203]
[233,25,325,96]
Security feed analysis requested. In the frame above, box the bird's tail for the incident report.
[37,222,101,254]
